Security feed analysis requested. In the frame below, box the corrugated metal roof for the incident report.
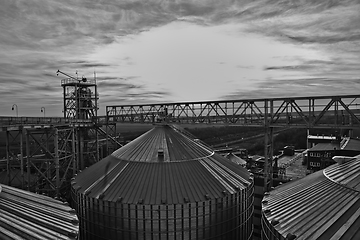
[308,142,340,151]
[0,184,79,240]
[225,153,247,166]
[73,125,251,204]
[112,125,214,162]
[262,155,360,240]
[342,138,360,151]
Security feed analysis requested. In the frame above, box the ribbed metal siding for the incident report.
[0,184,79,240]
[72,181,254,240]
[261,155,360,240]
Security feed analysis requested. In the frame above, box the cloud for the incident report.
[222,77,360,100]
[264,65,316,71]
[1,0,360,116]
[98,80,142,90]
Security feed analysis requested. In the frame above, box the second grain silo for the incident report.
[71,124,254,240]
[262,155,360,240]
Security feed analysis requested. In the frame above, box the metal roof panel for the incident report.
[262,155,360,239]
[73,125,251,205]
[0,184,79,240]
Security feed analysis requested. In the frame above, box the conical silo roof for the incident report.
[262,154,360,239]
[73,125,251,205]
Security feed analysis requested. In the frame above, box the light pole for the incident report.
[40,107,46,117]
[12,104,18,117]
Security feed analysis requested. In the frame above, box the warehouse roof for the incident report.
[308,141,340,151]
[342,138,360,151]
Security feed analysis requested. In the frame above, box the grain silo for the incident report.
[0,184,79,239]
[261,155,360,240]
[71,125,254,240]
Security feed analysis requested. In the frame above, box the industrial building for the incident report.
[306,137,360,173]
[2,73,360,239]
[71,125,254,240]
[261,154,360,239]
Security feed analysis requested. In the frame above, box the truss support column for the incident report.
[54,128,60,197]
[20,127,24,189]
[264,127,274,191]
[264,100,274,191]
[5,130,10,186]
[25,130,31,191]
[78,129,85,170]
[72,128,77,175]
[96,128,100,162]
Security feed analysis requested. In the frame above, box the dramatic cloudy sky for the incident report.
[1,0,360,117]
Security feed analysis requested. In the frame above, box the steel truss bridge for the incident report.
[105,94,360,190]
[2,94,360,195]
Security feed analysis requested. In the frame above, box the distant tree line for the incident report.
[186,126,349,156]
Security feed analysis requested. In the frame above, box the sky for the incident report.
[1,0,360,117]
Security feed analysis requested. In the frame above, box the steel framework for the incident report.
[3,94,360,194]
[1,125,76,198]
[0,71,121,198]
[105,94,360,190]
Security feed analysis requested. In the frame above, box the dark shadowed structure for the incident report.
[0,184,79,239]
[71,125,254,239]
[262,154,360,240]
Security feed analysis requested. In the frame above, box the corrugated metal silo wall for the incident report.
[72,182,254,240]
[261,214,283,240]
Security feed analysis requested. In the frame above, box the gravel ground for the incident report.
[285,154,308,180]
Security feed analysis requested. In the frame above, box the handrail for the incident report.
[0,116,95,127]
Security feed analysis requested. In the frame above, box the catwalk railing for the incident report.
[105,95,360,129]
[0,117,95,129]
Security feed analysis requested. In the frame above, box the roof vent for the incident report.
[263,208,271,214]
[271,219,279,226]
[98,193,105,199]
[158,148,164,162]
